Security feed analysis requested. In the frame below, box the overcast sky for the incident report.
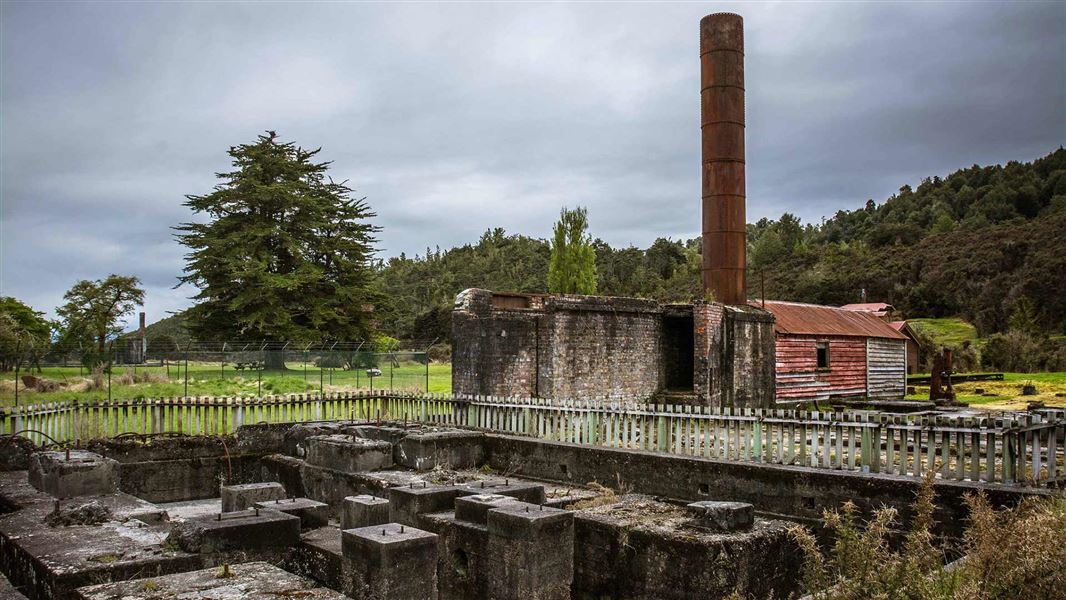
[1,1,1063,329]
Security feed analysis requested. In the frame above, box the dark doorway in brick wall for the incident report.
[662,315,694,390]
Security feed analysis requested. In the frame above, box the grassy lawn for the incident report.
[908,317,980,347]
[905,371,1066,409]
[1,362,453,407]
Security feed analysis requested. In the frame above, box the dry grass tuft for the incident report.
[570,482,619,510]
[113,369,169,386]
[791,471,1066,599]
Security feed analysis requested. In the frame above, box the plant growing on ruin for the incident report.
[176,131,380,366]
[548,206,597,295]
[791,472,1066,600]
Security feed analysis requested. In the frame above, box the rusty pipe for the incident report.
[700,12,746,305]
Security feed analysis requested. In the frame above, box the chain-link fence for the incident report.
[0,341,441,405]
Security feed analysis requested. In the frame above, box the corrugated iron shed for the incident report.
[752,300,907,340]
[840,302,894,312]
[840,302,893,318]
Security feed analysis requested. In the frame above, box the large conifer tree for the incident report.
[176,132,379,351]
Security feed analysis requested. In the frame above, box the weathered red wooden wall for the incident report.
[775,335,867,401]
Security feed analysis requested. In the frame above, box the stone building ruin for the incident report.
[452,290,775,407]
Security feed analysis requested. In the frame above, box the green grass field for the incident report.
[908,317,980,347]
[1,362,452,407]
[905,371,1066,409]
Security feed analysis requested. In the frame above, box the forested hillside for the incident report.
[375,148,1066,343]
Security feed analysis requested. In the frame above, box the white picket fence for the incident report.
[2,392,1063,486]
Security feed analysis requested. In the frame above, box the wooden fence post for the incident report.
[656,407,668,453]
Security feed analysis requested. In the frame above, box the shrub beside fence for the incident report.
[2,391,1063,487]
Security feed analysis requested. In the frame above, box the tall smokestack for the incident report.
[700,13,746,305]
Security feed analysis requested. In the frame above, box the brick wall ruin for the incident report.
[452,289,776,407]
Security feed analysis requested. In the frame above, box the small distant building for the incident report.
[756,301,908,403]
[889,321,921,374]
[840,302,895,320]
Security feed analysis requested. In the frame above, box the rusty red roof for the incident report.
[751,300,907,339]
[840,302,894,312]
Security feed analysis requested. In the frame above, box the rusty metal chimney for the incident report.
[700,13,746,305]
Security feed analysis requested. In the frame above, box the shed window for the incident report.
[816,342,830,369]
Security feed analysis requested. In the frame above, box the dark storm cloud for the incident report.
[2,2,1063,326]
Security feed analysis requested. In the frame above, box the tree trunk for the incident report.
[264,351,288,371]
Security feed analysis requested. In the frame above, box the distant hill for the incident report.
[375,148,1066,341]
[122,311,191,346]
[908,318,979,348]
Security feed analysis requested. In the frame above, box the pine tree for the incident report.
[176,132,379,359]
[548,206,597,295]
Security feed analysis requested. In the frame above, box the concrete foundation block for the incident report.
[221,481,286,512]
[486,503,574,600]
[342,522,439,600]
[395,429,485,470]
[343,495,390,530]
[454,493,520,525]
[347,424,411,445]
[417,511,492,600]
[460,478,546,505]
[75,560,348,600]
[28,451,118,498]
[283,422,346,457]
[686,501,754,531]
[167,508,301,553]
[254,497,329,529]
[305,435,394,473]
[389,483,464,527]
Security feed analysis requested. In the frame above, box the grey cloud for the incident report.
[2,1,1063,327]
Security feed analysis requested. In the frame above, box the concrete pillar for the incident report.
[343,495,390,530]
[389,484,463,527]
[254,497,329,529]
[485,503,574,600]
[342,523,439,600]
[220,482,286,512]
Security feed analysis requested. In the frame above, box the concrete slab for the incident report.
[254,497,330,529]
[395,428,485,470]
[305,434,394,473]
[454,493,520,525]
[167,509,301,553]
[220,481,285,512]
[28,451,119,498]
[458,478,546,505]
[154,497,221,522]
[347,424,412,445]
[74,560,349,599]
[686,500,754,531]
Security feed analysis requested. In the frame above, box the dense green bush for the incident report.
[983,331,1066,372]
